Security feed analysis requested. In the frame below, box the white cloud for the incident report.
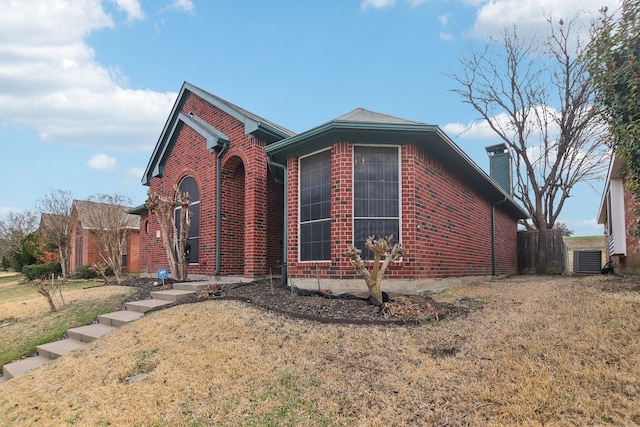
[440,32,454,41]
[0,206,16,217]
[0,0,177,151]
[466,0,621,41]
[361,0,396,10]
[125,167,146,184]
[439,13,452,25]
[442,117,505,139]
[110,0,145,21]
[170,0,195,14]
[562,217,604,236]
[88,154,117,171]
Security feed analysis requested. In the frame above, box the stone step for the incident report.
[67,323,116,343]
[150,289,195,302]
[125,298,173,313]
[36,338,85,360]
[2,355,50,380]
[98,310,144,327]
[173,282,210,292]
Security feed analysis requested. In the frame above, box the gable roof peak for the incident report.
[333,108,425,125]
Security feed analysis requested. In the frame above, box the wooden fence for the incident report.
[517,229,568,274]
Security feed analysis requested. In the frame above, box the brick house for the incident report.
[133,82,294,279]
[134,82,527,293]
[598,156,640,274]
[69,200,140,274]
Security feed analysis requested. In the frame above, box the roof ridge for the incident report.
[333,108,426,125]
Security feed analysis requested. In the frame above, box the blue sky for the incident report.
[0,0,621,236]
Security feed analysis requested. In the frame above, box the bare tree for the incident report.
[0,210,39,262]
[345,235,404,305]
[450,16,608,273]
[37,189,74,277]
[145,188,191,281]
[33,276,66,312]
[84,194,137,283]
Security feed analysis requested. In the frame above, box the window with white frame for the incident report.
[353,145,400,259]
[299,149,331,261]
[174,176,200,263]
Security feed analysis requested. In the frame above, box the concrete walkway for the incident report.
[0,280,218,384]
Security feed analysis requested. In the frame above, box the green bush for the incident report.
[73,265,115,279]
[73,265,97,279]
[22,262,62,280]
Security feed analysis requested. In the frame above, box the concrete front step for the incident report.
[173,282,210,292]
[98,310,144,327]
[36,338,85,360]
[150,289,195,302]
[125,298,173,313]
[67,323,116,343]
[2,355,50,381]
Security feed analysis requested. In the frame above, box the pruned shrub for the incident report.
[22,262,62,280]
[73,264,97,279]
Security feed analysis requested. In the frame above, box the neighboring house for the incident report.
[69,200,141,274]
[598,156,640,274]
[133,81,528,293]
[37,213,63,263]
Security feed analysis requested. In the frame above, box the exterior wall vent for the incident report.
[485,143,513,196]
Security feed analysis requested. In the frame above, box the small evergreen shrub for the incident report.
[22,262,62,280]
[73,265,115,279]
[74,265,97,279]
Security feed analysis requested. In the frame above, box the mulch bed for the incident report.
[117,277,473,324]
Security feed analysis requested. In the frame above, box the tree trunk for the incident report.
[535,211,548,274]
[58,247,68,278]
[366,276,383,306]
[35,282,57,312]
[345,235,403,305]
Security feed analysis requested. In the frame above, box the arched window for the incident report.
[175,176,200,263]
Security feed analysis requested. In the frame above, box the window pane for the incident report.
[353,146,400,258]
[354,219,399,260]
[179,176,200,201]
[354,146,399,218]
[175,175,200,263]
[300,221,330,261]
[188,237,199,262]
[299,150,331,261]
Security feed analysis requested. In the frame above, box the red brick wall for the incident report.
[138,90,284,278]
[220,156,245,275]
[611,186,640,273]
[285,143,518,282]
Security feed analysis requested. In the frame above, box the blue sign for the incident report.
[157,269,169,279]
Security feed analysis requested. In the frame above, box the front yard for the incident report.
[0,275,135,369]
[0,274,638,426]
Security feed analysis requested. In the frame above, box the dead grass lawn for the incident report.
[0,274,639,426]
[0,279,131,321]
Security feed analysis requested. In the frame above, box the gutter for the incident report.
[491,197,509,276]
[267,157,288,285]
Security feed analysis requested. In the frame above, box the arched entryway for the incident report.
[220,156,245,275]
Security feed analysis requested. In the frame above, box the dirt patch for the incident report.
[117,277,472,324]
[574,273,640,293]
